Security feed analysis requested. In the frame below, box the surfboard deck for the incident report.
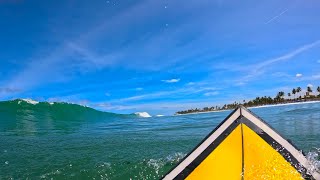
[162,106,320,180]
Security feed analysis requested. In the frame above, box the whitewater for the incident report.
[0,99,319,179]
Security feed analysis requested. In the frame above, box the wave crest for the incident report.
[135,112,152,118]
[21,99,39,105]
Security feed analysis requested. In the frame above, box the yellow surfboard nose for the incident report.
[186,124,243,180]
[162,106,320,180]
[242,124,302,180]
[185,124,302,180]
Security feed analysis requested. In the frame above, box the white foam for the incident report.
[22,99,39,105]
[156,115,165,117]
[49,102,54,105]
[135,112,152,118]
[306,148,320,176]
[145,152,186,176]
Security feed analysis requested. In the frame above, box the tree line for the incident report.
[176,85,320,115]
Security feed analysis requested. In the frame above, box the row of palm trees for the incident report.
[176,85,320,115]
[288,86,320,100]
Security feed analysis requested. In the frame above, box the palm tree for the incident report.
[280,91,285,101]
[306,86,313,98]
[292,88,296,100]
[297,87,302,99]
[288,93,291,100]
[317,86,320,97]
[276,91,285,102]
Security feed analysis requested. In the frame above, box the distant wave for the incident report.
[134,112,152,118]
[0,99,128,120]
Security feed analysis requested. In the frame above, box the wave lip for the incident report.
[1,99,122,116]
[135,112,152,118]
[21,99,39,105]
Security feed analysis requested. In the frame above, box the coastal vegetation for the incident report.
[176,85,320,115]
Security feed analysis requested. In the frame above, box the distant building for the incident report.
[306,92,311,97]
[305,92,315,98]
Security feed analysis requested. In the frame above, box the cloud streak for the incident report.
[302,74,320,81]
[265,8,290,24]
[116,86,218,102]
[204,91,219,96]
[256,40,320,69]
[265,0,299,24]
[235,40,320,85]
[161,78,180,83]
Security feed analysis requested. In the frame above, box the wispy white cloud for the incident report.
[234,40,320,85]
[116,86,218,102]
[295,74,320,82]
[296,73,303,77]
[235,82,246,86]
[119,94,148,102]
[317,60,320,63]
[186,82,195,86]
[271,72,291,78]
[307,84,313,88]
[161,78,180,83]
[204,91,219,96]
[253,40,320,71]
[96,102,112,108]
[67,42,122,69]
[135,87,143,91]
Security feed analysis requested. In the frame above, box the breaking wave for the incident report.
[0,99,132,124]
[135,112,152,118]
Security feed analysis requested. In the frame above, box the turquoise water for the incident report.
[1,100,320,179]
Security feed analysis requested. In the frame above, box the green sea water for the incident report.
[0,100,320,179]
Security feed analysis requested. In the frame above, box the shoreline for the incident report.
[175,100,320,116]
[175,109,230,116]
[247,100,320,109]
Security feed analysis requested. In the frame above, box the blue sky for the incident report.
[1,0,320,115]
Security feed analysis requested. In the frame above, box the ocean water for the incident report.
[0,99,320,179]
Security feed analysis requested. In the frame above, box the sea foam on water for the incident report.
[306,148,320,175]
